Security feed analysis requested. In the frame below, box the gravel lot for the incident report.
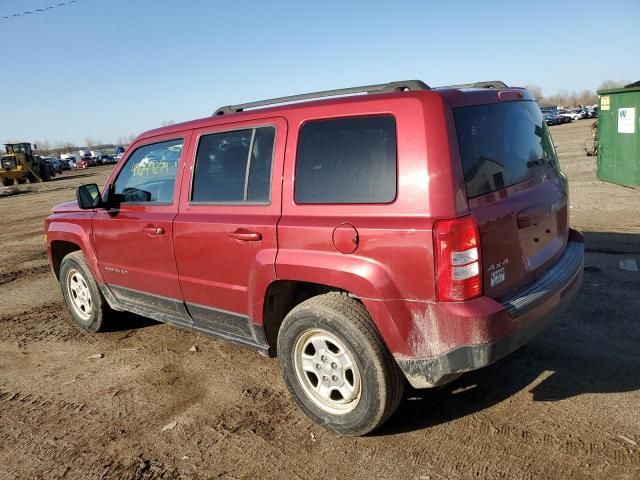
[0,120,638,479]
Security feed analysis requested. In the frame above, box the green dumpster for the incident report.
[597,81,640,186]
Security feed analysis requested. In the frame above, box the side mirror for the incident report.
[76,183,103,209]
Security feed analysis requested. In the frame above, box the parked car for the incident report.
[61,154,78,167]
[75,158,90,169]
[79,156,97,167]
[52,158,63,174]
[570,108,588,119]
[59,159,72,171]
[66,158,78,169]
[544,113,560,125]
[556,110,578,122]
[45,80,584,436]
[100,154,117,164]
[43,157,62,175]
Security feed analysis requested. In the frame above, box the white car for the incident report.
[557,111,579,121]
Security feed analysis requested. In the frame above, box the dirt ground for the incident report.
[0,120,638,480]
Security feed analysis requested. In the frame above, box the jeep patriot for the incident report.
[45,80,584,435]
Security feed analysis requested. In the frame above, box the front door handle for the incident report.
[143,226,165,236]
[230,229,262,241]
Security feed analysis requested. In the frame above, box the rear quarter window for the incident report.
[294,115,397,204]
[454,101,558,198]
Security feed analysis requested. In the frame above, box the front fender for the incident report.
[46,214,103,284]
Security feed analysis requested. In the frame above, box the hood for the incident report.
[52,200,81,213]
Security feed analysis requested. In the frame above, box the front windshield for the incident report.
[5,144,26,154]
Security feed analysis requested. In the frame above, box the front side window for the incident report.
[294,115,397,204]
[191,126,275,203]
[112,138,183,203]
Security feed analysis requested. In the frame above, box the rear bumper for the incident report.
[396,232,584,389]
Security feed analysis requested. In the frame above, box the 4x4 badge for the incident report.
[487,258,509,271]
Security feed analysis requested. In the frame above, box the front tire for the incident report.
[59,251,111,332]
[39,163,51,182]
[2,177,15,186]
[278,293,404,436]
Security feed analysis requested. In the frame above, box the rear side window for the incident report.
[191,126,275,203]
[295,115,397,204]
[454,101,558,198]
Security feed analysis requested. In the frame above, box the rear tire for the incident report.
[1,177,14,187]
[16,178,26,184]
[278,292,404,436]
[59,251,111,332]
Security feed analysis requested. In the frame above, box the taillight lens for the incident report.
[434,216,482,302]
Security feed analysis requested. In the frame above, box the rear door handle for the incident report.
[230,229,262,241]
[143,226,165,236]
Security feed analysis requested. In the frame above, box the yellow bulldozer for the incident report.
[0,142,52,187]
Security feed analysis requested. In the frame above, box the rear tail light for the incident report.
[434,215,482,301]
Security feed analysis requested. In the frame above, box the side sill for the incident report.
[192,323,273,357]
[98,284,273,357]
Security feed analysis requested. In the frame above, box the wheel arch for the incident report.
[47,220,103,284]
[50,240,81,279]
[261,279,407,357]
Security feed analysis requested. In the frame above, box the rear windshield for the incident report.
[454,101,558,198]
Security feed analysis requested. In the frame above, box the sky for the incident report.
[1,0,639,146]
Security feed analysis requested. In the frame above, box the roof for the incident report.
[597,81,640,95]
[137,79,516,141]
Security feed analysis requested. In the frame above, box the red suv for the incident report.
[45,80,584,435]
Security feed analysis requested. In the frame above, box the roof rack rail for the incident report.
[213,80,430,116]
[438,80,509,89]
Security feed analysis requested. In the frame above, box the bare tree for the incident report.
[598,79,632,90]
[55,141,76,150]
[576,89,598,106]
[116,134,136,145]
[34,140,51,151]
[524,84,543,101]
[83,138,105,148]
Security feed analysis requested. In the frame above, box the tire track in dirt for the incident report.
[0,387,96,480]
[465,415,639,469]
[0,386,184,480]
[0,302,98,347]
[176,384,317,480]
[380,410,639,479]
[0,375,301,479]
[0,263,50,286]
